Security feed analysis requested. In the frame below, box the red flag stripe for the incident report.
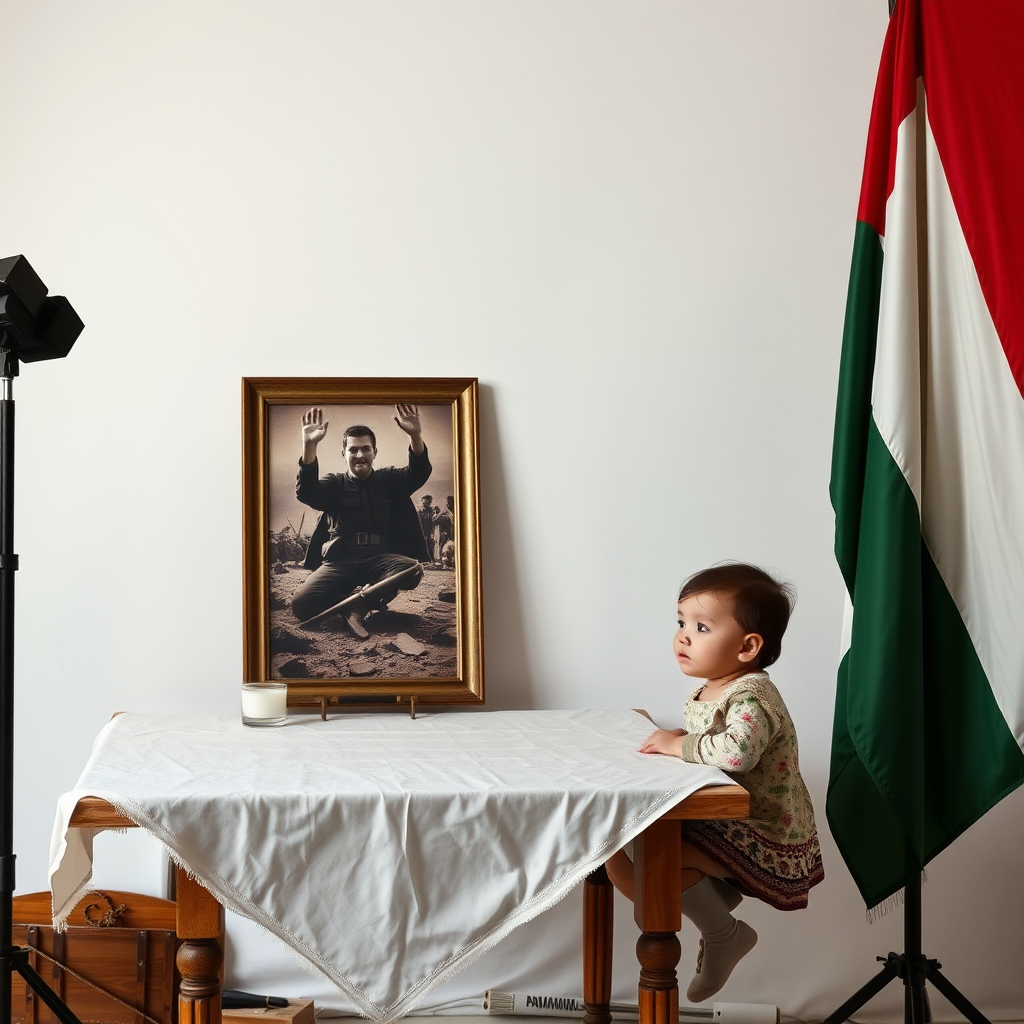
[855,0,919,237]
[921,0,1024,396]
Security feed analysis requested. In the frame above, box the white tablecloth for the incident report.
[50,709,731,1023]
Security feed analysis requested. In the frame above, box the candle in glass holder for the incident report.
[241,682,287,727]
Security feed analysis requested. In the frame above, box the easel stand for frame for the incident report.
[301,694,419,721]
[823,872,990,1024]
[0,351,84,1024]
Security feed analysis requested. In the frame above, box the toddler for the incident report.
[606,563,823,1001]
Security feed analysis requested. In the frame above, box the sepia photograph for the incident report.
[242,378,482,706]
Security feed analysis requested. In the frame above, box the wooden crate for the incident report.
[11,890,182,1024]
[223,1001,314,1024]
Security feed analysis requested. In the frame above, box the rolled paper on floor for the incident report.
[712,1003,780,1024]
[482,992,778,1022]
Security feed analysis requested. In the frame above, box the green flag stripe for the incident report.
[831,220,884,591]
[843,420,926,852]
[828,653,917,908]
[827,416,1024,908]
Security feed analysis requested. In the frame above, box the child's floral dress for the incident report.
[679,671,824,910]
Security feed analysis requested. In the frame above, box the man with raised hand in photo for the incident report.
[292,404,431,637]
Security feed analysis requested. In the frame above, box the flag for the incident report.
[827,0,1024,911]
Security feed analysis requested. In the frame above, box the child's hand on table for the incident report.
[639,728,687,757]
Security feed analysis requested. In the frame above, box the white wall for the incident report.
[4,2,1022,1020]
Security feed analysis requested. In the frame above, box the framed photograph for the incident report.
[242,378,483,709]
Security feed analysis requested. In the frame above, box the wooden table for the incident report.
[70,782,748,1024]
[582,783,750,1024]
[68,799,224,1024]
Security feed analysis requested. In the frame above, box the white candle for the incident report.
[241,683,288,726]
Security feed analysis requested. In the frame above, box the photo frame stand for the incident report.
[289,693,420,721]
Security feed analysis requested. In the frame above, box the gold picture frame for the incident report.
[242,377,483,710]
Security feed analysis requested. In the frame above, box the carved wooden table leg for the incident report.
[583,864,614,1024]
[175,867,224,1024]
[633,819,682,1024]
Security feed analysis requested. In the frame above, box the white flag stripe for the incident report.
[871,103,923,507]
[870,96,1024,751]
[921,121,1024,748]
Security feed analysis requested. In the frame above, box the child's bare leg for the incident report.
[680,840,730,888]
[608,842,736,904]
[605,848,635,901]
[681,840,742,909]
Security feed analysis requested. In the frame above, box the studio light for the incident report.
[0,255,83,364]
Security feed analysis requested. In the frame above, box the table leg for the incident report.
[633,819,682,1024]
[175,867,224,1024]
[583,865,614,1024]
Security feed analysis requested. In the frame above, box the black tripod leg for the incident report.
[908,978,927,1024]
[926,964,992,1024]
[15,961,84,1024]
[823,959,900,1024]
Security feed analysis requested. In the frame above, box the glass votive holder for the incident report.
[240,682,288,727]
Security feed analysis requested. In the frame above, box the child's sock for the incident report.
[680,876,757,1003]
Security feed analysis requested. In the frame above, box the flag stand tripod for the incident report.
[823,873,990,1024]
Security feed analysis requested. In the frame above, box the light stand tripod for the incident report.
[0,255,84,1024]
[823,871,991,1024]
